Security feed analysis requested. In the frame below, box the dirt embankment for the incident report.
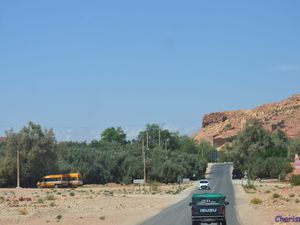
[233,179,300,225]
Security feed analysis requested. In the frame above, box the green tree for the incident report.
[0,122,209,187]
[120,143,144,184]
[288,136,300,160]
[0,122,57,187]
[0,142,5,158]
[178,136,198,154]
[198,140,216,161]
[222,121,292,179]
[57,141,127,184]
[101,127,127,144]
[137,124,180,150]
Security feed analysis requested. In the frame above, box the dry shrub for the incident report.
[18,208,28,215]
[273,193,280,199]
[250,197,262,205]
[46,195,55,201]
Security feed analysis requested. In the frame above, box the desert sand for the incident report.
[234,179,300,225]
[0,182,196,225]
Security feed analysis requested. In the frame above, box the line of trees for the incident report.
[218,121,300,180]
[0,122,211,187]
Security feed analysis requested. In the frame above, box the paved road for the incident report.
[141,163,241,225]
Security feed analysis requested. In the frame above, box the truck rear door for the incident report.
[193,203,225,217]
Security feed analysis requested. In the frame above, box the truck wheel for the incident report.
[222,221,227,225]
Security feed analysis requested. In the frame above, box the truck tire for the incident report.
[222,221,226,225]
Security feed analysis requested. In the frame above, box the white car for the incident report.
[198,179,210,190]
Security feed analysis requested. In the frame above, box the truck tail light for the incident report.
[192,206,197,214]
[219,206,225,214]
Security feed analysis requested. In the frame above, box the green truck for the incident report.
[189,193,229,225]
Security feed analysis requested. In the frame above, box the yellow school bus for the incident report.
[37,174,70,188]
[69,173,83,187]
[37,173,83,188]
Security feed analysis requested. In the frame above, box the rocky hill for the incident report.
[193,94,300,147]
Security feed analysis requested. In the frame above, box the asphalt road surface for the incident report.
[141,163,241,225]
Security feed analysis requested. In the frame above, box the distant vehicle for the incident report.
[37,173,83,188]
[189,193,229,225]
[232,169,243,179]
[37,174,69,188]
[69,173,83,187]
[198,179,210,190]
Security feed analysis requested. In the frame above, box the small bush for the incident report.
[223,124,232,131]
[49,202,56,207]
[291,175,300,186]
[265,190,271,194]
[37,198,44,204]
[289,193,295,198]
[243,179,256,190]
[56,214,62,220]
[151,182,160,192]
[18,208,28,215]
[244,183,256,189]
[273,193,280,199]
[69,192,75,197]
[250,197,262,205]
[99,216,105,220]
[295,199,300,203]
[46,195,55,201]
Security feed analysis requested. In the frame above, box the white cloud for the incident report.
[268,64,300,71]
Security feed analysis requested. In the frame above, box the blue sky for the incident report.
[0,1,300,141]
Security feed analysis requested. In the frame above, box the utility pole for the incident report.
[146,131,149,150]
[158,128,161,146]
[16,150,20,188]
[142,139,146,184]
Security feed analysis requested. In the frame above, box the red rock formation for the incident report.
[194,94,300,147]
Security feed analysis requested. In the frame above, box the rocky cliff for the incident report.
[194,94,300,147]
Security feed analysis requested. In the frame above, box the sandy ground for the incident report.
[233,179,300,225]
[0,164,214,225]
[0,182,196,225]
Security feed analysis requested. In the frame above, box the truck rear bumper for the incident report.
[192,216,225,222]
